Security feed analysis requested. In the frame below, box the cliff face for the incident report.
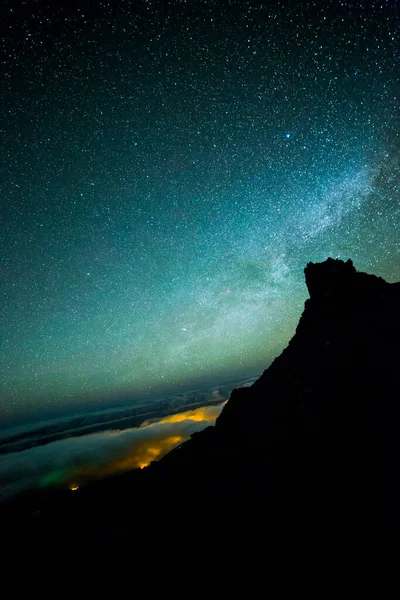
[216,258,400,439]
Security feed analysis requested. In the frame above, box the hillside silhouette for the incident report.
[2,258,399,558]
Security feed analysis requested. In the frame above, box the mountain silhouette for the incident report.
[2,258,399,559]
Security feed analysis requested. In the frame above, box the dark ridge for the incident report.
[1,258,399,561]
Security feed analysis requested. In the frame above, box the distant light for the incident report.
[70,485,79,491]
[285,133,291,139]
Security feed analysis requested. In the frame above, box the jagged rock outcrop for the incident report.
[216,258,399,438]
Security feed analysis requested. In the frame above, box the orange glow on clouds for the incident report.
[142,404,225,427]
[66,403,224,488]
[111,435,184,472]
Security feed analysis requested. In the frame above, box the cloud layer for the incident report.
[0,403,224,501]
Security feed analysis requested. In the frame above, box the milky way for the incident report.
[1,0,399,419]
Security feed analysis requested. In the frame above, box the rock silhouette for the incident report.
[2,258,399,558]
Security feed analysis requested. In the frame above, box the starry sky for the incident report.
[1,0,399,422]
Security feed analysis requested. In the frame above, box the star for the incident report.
[1,0,398,418]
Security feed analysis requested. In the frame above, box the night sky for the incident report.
[1,0,399,422]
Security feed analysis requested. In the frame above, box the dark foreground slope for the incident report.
[2,258,399,558]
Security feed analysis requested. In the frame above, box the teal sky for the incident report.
[1,0,399,421]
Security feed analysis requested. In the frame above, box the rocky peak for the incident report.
[304,257,356,298]
[304,257,388,300]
